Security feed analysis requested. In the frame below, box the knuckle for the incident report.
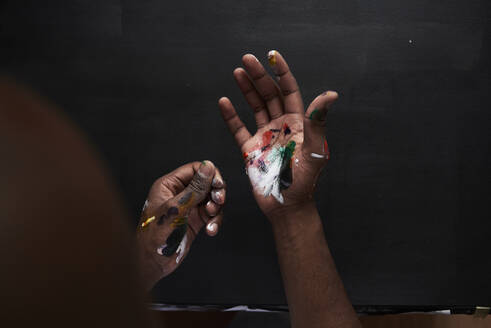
[161,175,184,191]
[282,88,299,96]
[188,176,208,194]
[262,91,277,101]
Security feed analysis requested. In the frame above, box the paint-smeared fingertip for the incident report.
[212,177,224,188]
[198,160,215,178]
[205,200,219,217]
[202,160,217,169]
[322,90,339,100]
[267,50,278,66]
[207,222,218,236]
[211,189,224,204]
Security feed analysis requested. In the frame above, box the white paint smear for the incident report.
[141,199,149,213]
[310,152,324,159]
[246,147,285,204]
[156,244,166,256]
[175,234,188,264]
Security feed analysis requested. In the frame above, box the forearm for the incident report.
[270,203,361,328]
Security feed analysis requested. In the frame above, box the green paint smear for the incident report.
[266,141,296,167]
[309,108,323,121]
[279,141,296,190]
[283,141,296,164]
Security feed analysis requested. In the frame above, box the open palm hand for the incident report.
[219,50,337,218]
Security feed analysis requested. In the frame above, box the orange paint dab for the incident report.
[262,130,273,147]
[243,152,249,159]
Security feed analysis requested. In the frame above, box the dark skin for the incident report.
[218,51,338,218]
[1,50,360,328]
[0,79,228,327]
[218,50,361,328]
[137,160,227,290]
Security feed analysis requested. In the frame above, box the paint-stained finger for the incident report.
[212,167,225,189]
[206,211,223,237]
[267,50,304,114]
[158,161,209,196]
[304,91,337,123]
[218,97,251,150]
[211,187,225,205]
[233,68,270,128]
[205,199,220,217]
[172,160,216,210]
[303,91,338,162]
[242,54,284,120]
[193,203,221,235]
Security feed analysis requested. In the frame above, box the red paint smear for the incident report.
[262,130,273,147]
[323,139,328,153]
[283,123,288,130]
[243,152,249,159]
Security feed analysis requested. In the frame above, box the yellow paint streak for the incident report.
[141,216,155,228]
[171,217,187,228]
[178,193,195,213]
[268,50,277,66]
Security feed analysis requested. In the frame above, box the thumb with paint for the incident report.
[179,160,216,204]
[174,160,226,237]
[303,91,338,164]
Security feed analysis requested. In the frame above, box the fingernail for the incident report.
[206,200,218,217]
[212,177,223,188]
[267,50,277,66]
[249,54,259,63]
[211,189,223,204]
[198,160,214,178]
[207,222,218,235]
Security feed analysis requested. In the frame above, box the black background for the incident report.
[1,0,490,310]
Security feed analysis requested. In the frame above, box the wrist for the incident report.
[136,234,164,291]
[267,200,317,223]
[269,202,323,248]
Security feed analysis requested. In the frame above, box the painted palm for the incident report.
[219,50,337,216]
[243,120,299,204]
